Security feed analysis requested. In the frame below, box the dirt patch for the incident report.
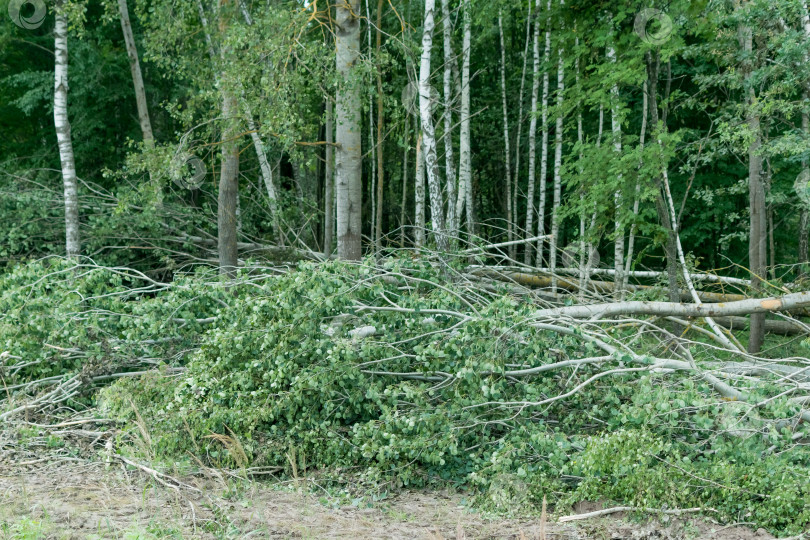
[0,459,786,539]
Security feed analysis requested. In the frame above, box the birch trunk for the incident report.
[118,0,153,144]
[607,42,625,298]
[441,0,457,236]
[336,0,363,260]
[522,0,542,265]
[415,133,426,247]
[419,0,448,250]
[512,0,533,260]
[549,12,564,291]
[54,3,80,259]
[535,0,551,267]
[498,11,514,254]
[324,96,335,254]
[456,0,473,235]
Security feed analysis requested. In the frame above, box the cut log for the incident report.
[532,291,810,320]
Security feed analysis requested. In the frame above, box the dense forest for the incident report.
[4,0,810,537]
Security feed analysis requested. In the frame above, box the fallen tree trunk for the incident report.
[710,316,809,336]
[532,291,810,320]
[472,269,747,303]
[469,264,753,287]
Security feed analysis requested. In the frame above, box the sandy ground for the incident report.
[0,456,784,540]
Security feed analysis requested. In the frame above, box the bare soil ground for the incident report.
[0,457,783,540]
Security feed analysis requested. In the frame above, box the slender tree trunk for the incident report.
[549,11,564,291]
[419,0,448,250]
[455,0,473,236]
[512,0,532,260]
[118,0,153,144]
[336,0,363,260]
[374,0,385,252]
[54,3,80,259]
[415,133,426,247]
[400,114,411,247]
[441,0,457,237]
[535,0,551,267]
[607,41,625,298]
[646,52,680,306]
[324,96,335,254]
[739,6,766,353]
[800,1,810,275]
[498,11,514,253]
[218,89,240,277]
[624,80,647,279]
[523,0,541,265]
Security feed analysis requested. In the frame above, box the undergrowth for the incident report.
[2,257,810,534]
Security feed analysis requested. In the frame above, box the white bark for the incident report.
[607,42,625,298]
[399,114,410,247]
[419,0,448,250]
[118,0,153,144]
[535,0,551,267]
[441,0,457,236]
[455,0,473,235]
[523,0,542,265]
[549,6,564,291]
[512,0,533,260]
[415,133,426,247]
[336,0,363,260]
[54,4,80,259]
[498,12,514,252]
[532,291,810,321]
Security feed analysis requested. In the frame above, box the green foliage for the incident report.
[90,260,810,534]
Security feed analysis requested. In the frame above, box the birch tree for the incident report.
[607,39,625,297]
[535,0,551,267]
[374,0,385,253]
[419,0,448,250]
[455,0,473,235]
[498,10,513,252]
[523,0,542,265]
[441,0,457,236]
[549,4,564,290]
[336,0,363,260]
[54,1,80,259]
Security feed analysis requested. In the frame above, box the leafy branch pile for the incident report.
[3,257,810,533]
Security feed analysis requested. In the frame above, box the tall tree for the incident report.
[54,1,80,259]
[441,0,457,237]
[374,0,385,252]
[117,0,153,145]
[738,0,766,352]
[455,0,473,235]
[419,0,448,250]
[523,0,542,265]
[336,0,363,260]
[549,4,564,290]
[498,10,514,252]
